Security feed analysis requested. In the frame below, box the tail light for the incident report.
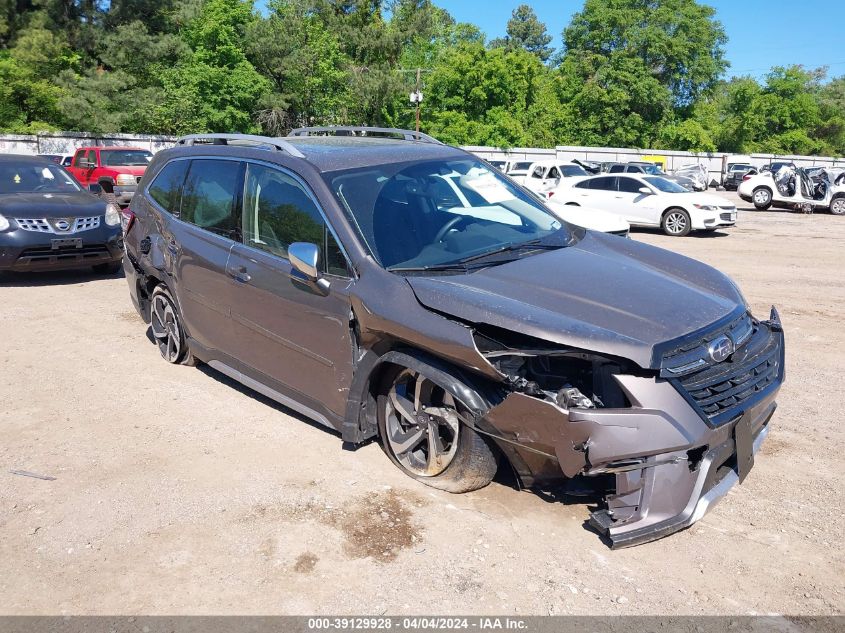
[548,191,555,198]
[120,209,136,234]
[742,174,752,181]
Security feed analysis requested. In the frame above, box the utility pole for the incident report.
[415,67,421,136]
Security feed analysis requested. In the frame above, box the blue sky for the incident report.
[438,0,845,79]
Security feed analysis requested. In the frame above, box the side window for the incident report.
[73,150,88,168]
[591,176,617,191]
[531,165,545,179]
[148,160,190,214]
[548,167,561,179]
[242,163,350,277]
[617,177,643,193]
[627,165,642,173]
[180,159,240,236]
[608,164,623,173]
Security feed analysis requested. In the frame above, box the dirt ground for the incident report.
[1,191,843,616]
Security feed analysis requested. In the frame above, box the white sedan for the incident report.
[545,200,630,237]
[550,173,737,236]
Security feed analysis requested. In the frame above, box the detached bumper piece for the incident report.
[590,415,772,548]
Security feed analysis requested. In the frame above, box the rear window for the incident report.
[100,149,153,167]
[180,160,240,236]
[148,160,190,214]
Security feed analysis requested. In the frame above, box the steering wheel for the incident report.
[434,215,466,243]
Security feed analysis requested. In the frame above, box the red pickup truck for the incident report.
[66,146,153,206]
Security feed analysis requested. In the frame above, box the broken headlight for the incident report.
[474,326,633,410]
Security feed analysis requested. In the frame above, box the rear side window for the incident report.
[148,160,189,214]
[242,163,350,277]
[180,160,240,236]
[608,164,624,173]
[590,176,617,191]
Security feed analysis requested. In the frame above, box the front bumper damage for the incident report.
[481,312,784,548]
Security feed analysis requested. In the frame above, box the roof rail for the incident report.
[288,126,443,145]
[175,134,306,159]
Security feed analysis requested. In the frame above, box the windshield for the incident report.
[729,164,753,172]
[643,176,689,193]
[327,158,567,271]
[561,165,588,177]
[0,162,81,194]
[509,162,532,173]
[100,150,153,167]
[640,164,665,175]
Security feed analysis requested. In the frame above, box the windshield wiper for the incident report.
[388,263,471,273]
[456,238,565,264]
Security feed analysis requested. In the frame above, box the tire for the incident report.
[377,367,497,493]
[661,208,692,237]
[752,187,773,210]
[149,285,197,366]
[92,261,122,275]
[830,195,845,216]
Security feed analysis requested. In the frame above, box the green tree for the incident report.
[563,0,727,107]
[491,4,554,63]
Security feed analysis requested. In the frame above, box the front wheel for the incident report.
[149,285,197,366]
[830,195,845,216]
[753,187,773,210]
[662,208,692,237]
[378,368,497,493]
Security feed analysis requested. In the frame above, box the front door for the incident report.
[225,162,355,421]
[615,176,659,226]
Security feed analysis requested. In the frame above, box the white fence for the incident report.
[0,132,177,156]
[3,132,844,186]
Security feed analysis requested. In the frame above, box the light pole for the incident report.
[409,68,423,137]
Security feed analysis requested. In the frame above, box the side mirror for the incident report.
[289,242,330,293]
[79,160,94,169]
[638,187,652,195]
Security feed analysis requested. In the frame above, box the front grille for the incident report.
[15,216,101,234]
[662,312,753,376]
[672,323,782,426]
[720,213,734,221]
[15,218,51,232]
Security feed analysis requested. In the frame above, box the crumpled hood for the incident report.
[0,191,105,219]
[406,231,744,369]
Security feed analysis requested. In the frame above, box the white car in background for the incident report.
[508,160,589,196]
[430,169,629,236]
[545,200,630,237]
[550,173,737,236]
[738,166,845,214]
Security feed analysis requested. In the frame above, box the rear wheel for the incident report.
[752,187,773,210]
[662,208,691,237]
[830,195,845,216]
[377,367,497,493]
[149,285,196,366]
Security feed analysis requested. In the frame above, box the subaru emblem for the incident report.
[708,336,734,363]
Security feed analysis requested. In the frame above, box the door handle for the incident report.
[227,265,251,284]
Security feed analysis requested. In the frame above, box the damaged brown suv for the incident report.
[123,128,785,548]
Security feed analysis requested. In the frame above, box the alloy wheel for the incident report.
[384,370,461,477]
[665,211,688,235]
[150,293,182,363]
[831,198,845,215]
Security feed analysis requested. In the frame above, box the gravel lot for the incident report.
[1,191,843,616]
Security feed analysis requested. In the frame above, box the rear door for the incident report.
[155,158,242,354]
[225,161,355,422]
